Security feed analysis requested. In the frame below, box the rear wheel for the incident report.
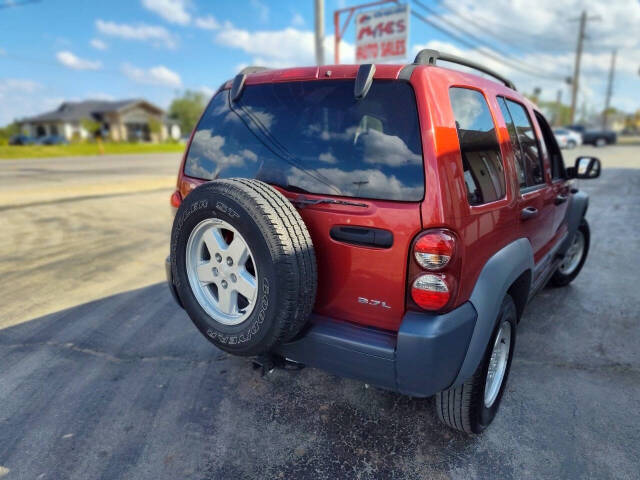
[551,219,590,286]
[435,295,517,434]
[567,140,576,149]
[595,137,607,147]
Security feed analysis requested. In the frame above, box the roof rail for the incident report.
[413,49,516,90]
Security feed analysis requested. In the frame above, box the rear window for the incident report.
[184,80,424,201]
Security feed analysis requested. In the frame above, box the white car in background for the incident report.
[553,128,583,149]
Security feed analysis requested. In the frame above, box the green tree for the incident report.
[0,122,20,144]
[148,117,162,141]
[168,90,207,135]
[81,118,102,139]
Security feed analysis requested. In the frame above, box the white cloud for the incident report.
[318,152,337,164]
[90,38,108,50]
[194,15,220,30]
[95,19,178,49]
[56,51,102,71]
[122,63,182,88]
[250,0,269,23]
[198,85,215,97]
[412,0,640,113]
[0,78,41,95]
[187,131,258,179]
[215,24,354,68]
[141,0,191,26]
[287,167,422,200]
[86,92,115,101]
[291,13,305,27]
[0,79,62,126]
[411,38,640,114]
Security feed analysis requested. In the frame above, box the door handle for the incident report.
[554,194,568,205]
[520,207,538,221]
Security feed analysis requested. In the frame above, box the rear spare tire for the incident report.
[170,178,317,356]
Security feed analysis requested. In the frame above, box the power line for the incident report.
[432,1,567,55]
[409,4,565,82]
[412,0,566,81]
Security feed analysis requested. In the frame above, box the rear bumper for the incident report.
[274,303,477,397]
[166,256,476,397]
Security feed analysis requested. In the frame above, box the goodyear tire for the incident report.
[435,295,517,434]
[170,178,317,356]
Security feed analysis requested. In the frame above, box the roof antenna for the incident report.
[354,64,376,100]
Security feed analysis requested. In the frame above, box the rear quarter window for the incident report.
[449,87,506,206]
[184,80,425,202]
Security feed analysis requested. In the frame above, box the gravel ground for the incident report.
[0,149,638,479]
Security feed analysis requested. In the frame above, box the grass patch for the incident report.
[0,142,185,159]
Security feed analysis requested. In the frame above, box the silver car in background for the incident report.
[553,128,583,149]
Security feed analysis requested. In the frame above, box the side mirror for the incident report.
[567,156,601,179]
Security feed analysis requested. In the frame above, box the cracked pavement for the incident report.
[0,150,639,479]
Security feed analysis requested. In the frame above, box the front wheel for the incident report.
[435,295,517,434]
[550,219,590,286]
[595,137,607,147]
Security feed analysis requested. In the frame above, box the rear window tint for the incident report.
[184,80,424,201]
[449,88,505,205]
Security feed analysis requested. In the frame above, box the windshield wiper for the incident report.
[292,195,368,208]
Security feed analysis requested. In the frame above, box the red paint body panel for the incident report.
[174,62,568,331]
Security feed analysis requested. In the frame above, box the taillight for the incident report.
[411,273,453,310]
[170,190,182,209]
[408,229,459,312]
[414,231,455,269]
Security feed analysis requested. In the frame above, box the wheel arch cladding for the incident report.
[558,189,589,256]
[451,238,534,387]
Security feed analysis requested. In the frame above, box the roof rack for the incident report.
[413,49,516,90]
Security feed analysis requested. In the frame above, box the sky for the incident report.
[0,0,638,126]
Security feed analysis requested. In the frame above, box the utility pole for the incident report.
[602,49,617,129]
[555,89,563,126]
[569,11,601,124]
[314,0,325,66]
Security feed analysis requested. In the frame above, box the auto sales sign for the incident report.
[355,4,409,63]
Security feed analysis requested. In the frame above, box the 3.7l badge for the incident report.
[358,297,391,309]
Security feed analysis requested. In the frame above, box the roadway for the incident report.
[0,145,638,479]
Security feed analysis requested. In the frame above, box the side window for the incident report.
[534,111,565,180]
[449,88,506,206]
[497,97,526,188]
[502,99,545,187]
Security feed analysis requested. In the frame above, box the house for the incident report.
[19,99,181,142]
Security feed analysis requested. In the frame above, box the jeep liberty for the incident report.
[166,50,601,433]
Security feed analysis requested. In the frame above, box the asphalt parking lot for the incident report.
[1,145,639,479]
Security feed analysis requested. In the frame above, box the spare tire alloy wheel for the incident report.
[171,179,317,356]
[186,218,258,326]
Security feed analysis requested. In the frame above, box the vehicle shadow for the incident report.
[0,283,491,480]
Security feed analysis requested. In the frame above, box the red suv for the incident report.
[166,50,601,433]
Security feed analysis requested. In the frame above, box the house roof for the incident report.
[21,99,165,123]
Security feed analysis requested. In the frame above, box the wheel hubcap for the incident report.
[186,218,258,326]
[558,230,585,275]
[484,320,511,408]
